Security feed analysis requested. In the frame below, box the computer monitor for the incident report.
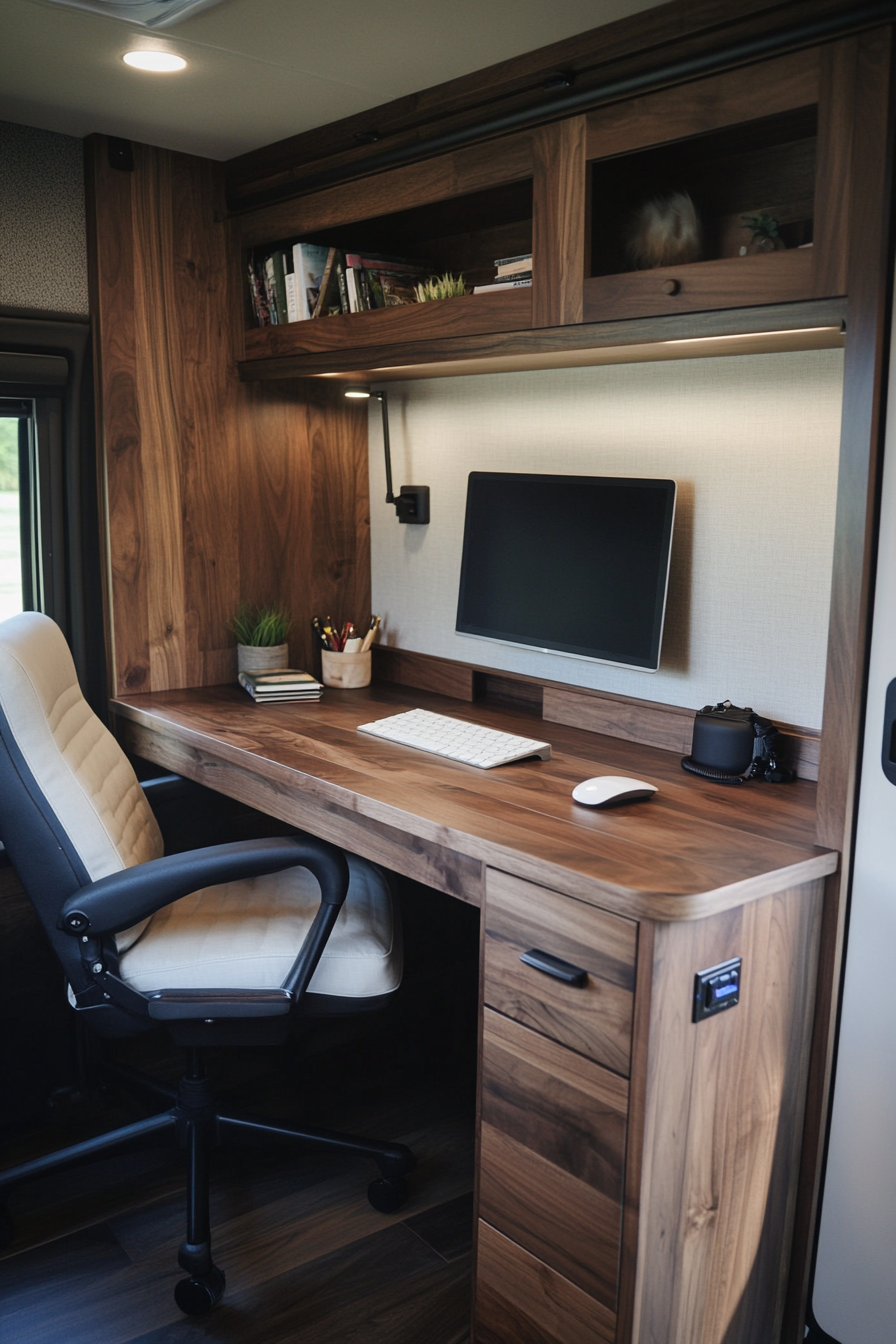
[455,472,677,673]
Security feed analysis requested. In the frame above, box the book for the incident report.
[493,252,532,267]
[496,255,532,276]
[247,254,271,326]
[485,270,532,285]
[264,251,289,325]
[238,669,323,702]
[345,264,361,313]
[311,247,344,318]
[262,254,279,324]
[335,256,350,313]
[292,242,331,320]
[472,278,532,293]
[284,256,299,323]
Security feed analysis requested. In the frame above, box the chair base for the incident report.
[0,1048,416,1315]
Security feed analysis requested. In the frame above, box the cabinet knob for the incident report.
[661,278,681,296]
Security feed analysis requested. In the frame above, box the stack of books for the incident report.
[238,669,323,703]
[247,245,433,326]
[472,253,533,294]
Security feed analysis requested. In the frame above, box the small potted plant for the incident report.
[739,213,786,254]
[413,272,467,302]
[228,603,292,675]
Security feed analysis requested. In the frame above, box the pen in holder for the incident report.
[320,648,371,689]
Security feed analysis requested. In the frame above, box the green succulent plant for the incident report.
[228,603,292,647]
[741,213,781,242]
[414,272,467,302]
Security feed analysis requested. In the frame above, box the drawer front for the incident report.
[475,1220,617,1344]
[484,868,637,1074]
[479,1009,627,1310]
[582,248,815,324]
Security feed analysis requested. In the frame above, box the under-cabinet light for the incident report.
[123,51,187,72]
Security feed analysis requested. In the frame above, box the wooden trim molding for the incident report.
[371,645,821,781]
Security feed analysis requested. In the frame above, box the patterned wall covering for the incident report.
[370,349,843,731]
[0,121,89,317]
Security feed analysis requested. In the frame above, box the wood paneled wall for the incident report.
[85,136,369,695]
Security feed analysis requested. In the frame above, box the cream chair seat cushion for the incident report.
[119,853,400,999]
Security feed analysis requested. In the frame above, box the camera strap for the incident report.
[681,713,794,785]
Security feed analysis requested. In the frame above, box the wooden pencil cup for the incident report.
[321,649,371,689]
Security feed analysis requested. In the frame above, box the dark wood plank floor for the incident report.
[0,881,478,1344]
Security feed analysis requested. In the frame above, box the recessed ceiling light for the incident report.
[123,51,187,72]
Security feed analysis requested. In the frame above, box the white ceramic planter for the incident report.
[237,642,289,675]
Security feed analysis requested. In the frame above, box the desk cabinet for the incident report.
[476,867,825,1344]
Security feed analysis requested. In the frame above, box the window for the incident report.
[0,400,29,621]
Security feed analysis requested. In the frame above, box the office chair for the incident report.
[0,612,414,1315]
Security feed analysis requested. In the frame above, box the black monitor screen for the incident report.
[456,472,677,672]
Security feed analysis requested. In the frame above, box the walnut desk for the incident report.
[111,682,837,1344]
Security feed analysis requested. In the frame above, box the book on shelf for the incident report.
[472,277,532,293]
[284,254,299,323]
[238,669,323,702]
[292,242,331,320]
[249,244,434,324]
[311,248,344,318]
[269,250,290,325]
[247,256,272,326]
[495,253,533,276]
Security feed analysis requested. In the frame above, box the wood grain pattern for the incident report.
[614,920,654,1344]
[87,138,370,695]
[585,48,819,162]
[243,288,532,358]
[583,249,815,325]
[786,29,895,1339]
[475,1219,616,1344]
[110,685,837,923]
[373,646,475,701]
[484,870,636,1074]
[224,0,876,213]
[812,37,857,298]
[237,298,845,382]
[85,137,151,695]
[236,132,534,248]
[480,1011,627,1304]
[479,1124,622,1306]
[532,118,586,327]
[115,717,485,905]
[544,685,820,782]
[630,879,824,1344]
[360,649,822,781]
[482,1010,628,1197]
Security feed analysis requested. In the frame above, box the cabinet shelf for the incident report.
[243,286,532,361]
[233,40,848,384]
[237,296,845,384]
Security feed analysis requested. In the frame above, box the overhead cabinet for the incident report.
[233,37,867,383]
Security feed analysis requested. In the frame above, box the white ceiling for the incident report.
[0,0,664,160]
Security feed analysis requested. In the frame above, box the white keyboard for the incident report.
[357,708,551,769]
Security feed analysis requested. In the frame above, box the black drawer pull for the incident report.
[520,948,588,987]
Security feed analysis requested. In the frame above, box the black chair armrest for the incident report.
[138,774,196,803]
[58,835,349,937]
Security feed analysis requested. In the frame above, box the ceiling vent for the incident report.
[42,0,225,27]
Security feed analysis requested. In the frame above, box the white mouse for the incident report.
[571,775,658,807]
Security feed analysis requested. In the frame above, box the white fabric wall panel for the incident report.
[369,350,842,730]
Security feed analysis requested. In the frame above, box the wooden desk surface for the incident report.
[111,682,837,922]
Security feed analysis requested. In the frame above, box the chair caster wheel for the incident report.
[174,1266,226,1315]
[368,1175,409,1213]
[0,1207,13,1250]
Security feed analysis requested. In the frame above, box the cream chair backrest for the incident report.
[0,612,162,880]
